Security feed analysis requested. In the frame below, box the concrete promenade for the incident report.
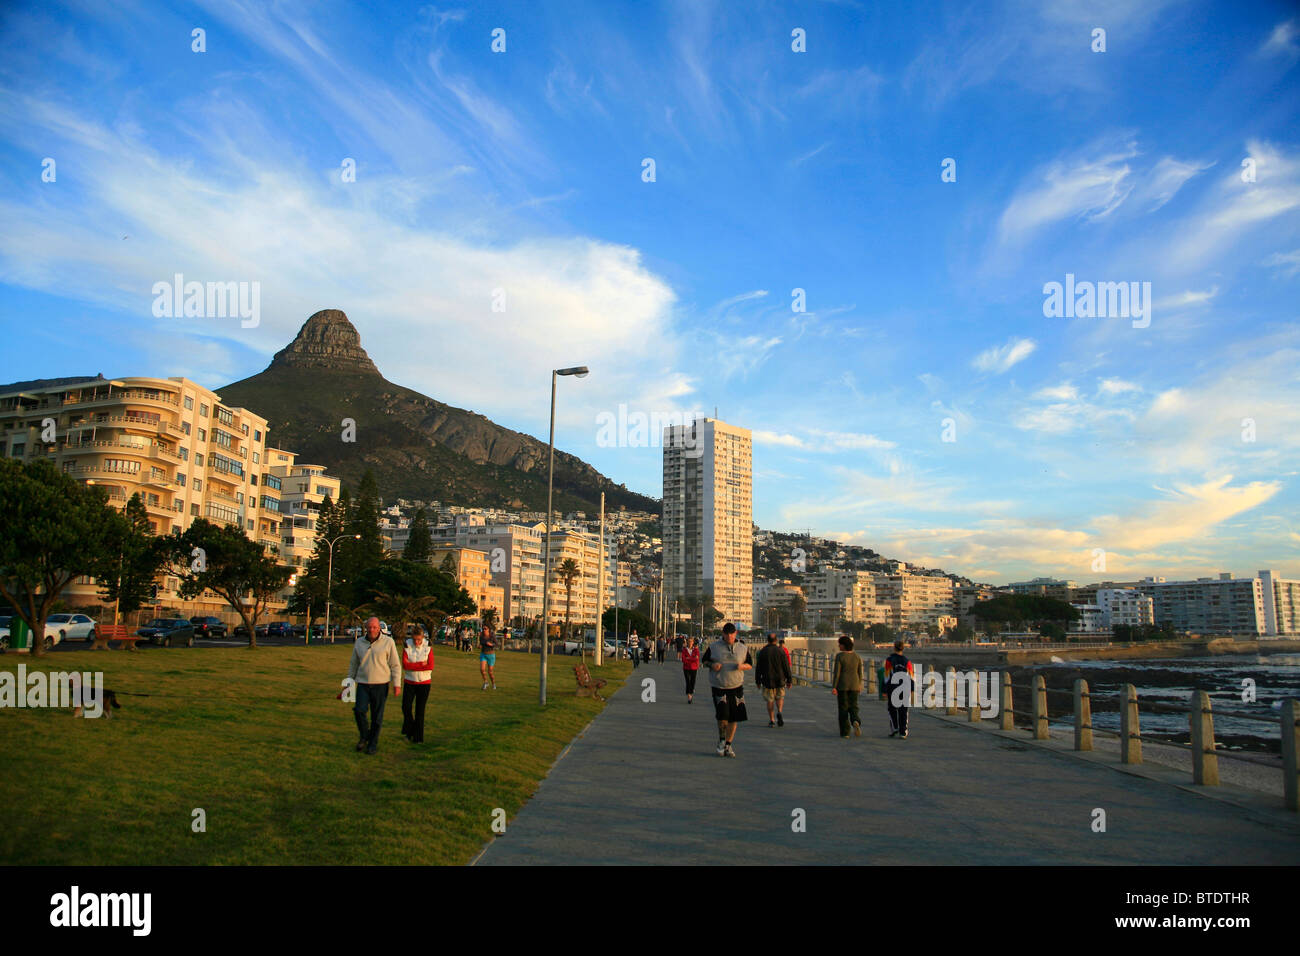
[475,660,1300,865]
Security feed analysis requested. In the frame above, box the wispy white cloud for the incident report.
[1261,19,1299,58]
[972,337,1036,374]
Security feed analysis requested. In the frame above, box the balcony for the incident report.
[59,389,180,409]
[72,414,184,437]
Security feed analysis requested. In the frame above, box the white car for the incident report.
[45,613,96,646]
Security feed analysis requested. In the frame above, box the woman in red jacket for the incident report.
[401,628,435,743]
[680,635,700,703]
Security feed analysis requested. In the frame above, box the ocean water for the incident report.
[1027,654,1300,750]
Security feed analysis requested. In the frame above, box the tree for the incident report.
[353,559,476,622]
[362,591,446,643]
[403,508,432,564]
[97,493,169,622]
[0,460,122,655]
[951,623,976,642]
[481,607,499,632]
[1039,620,1067,641]
[602,606,651,639]
[788,592,807,629]
[866,623,895,644]
[556,558,580,643]
[925,622,941,640]
[172,519,291,648]
[814,618,835,636]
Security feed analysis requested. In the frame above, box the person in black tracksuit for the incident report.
[883,641,915,738]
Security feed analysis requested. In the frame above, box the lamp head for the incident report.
[556,366,589,378]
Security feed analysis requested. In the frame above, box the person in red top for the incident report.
[401,627,435,743]
[680,635,701,703]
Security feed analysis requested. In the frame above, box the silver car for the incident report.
[45,613,97,646]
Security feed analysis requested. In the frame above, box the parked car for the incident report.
[189,616,228,638]
[136,618,195,647]
[46,613,96,645]
[0,615,10,650]
[263,622,293,637]
[563,638,617,657]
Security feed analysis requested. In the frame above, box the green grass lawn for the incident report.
[0,643,629,864]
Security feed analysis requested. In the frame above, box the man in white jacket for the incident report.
[347,616,402,754]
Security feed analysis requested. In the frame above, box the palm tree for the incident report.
[556,558,580,654]
[361,591,447,644]
[482,607,499,634]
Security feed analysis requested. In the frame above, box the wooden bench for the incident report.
[91,625,140,651]
[573,663,607,701]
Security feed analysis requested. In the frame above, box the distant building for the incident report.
[1095,588,1154,629]
[429,544,505,623]
[662,417,753,626]
[1135,574,1265,636]
[1257,570,1300,636]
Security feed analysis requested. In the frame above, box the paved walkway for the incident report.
[475,664,1300,865]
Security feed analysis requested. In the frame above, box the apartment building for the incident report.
[431,515,544,625]
[429,544,505,623]
[1257,570,1300,636]
[267,451,342,572]
[541,528,604,631]
[1008,577,1077,603]
[1095,588,1155,629]
[0,375,296,617]
[872,572,956,630]
[662,417,753,625]
[803,569,887,629]
[1135,574,1266,636]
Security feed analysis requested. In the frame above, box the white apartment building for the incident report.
[1135,574,1266,636]
[1095,588,1155,629]
[662,417,753,625]
[1257,570,1300,636]
[431,515,544,625]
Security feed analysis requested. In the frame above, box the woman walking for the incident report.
[831,635,864,738]
[680,635,700,703]
[401,628,435,743]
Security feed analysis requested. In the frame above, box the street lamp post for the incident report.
[324,533,361,644]
[540,365,588,706]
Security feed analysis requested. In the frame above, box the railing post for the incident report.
[968,671,981,722]
[1031,675,1049,739]
[1190,690,1220,786]
[945,666,958,715]
[999,672,1013,730]
[866,659,877,696]
[1120,683,1142,764]
[1283,700,1299,813]
[1074,678,1092,751]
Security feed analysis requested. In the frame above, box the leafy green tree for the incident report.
[925,622,941,639]
[361,591,446,643]
[1039,620,1067,641]
[403,508,432,563]
[347,470,385,566]
[814,618,835,636]
[0,460,121,655]
[353,559,475,621]
[171,518,291,648]
[97,493,169,622]
[951,623,976,642]
[866,622,895,644]
[481,607,499,633]
[602,606,652,639]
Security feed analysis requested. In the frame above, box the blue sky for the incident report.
[1,0,1298,584]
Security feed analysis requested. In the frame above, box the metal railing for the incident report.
[789,649,1300,812]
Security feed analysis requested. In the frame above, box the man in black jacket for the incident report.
[755,632,793,728]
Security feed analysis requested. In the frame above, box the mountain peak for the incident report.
[269,309,379,374]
